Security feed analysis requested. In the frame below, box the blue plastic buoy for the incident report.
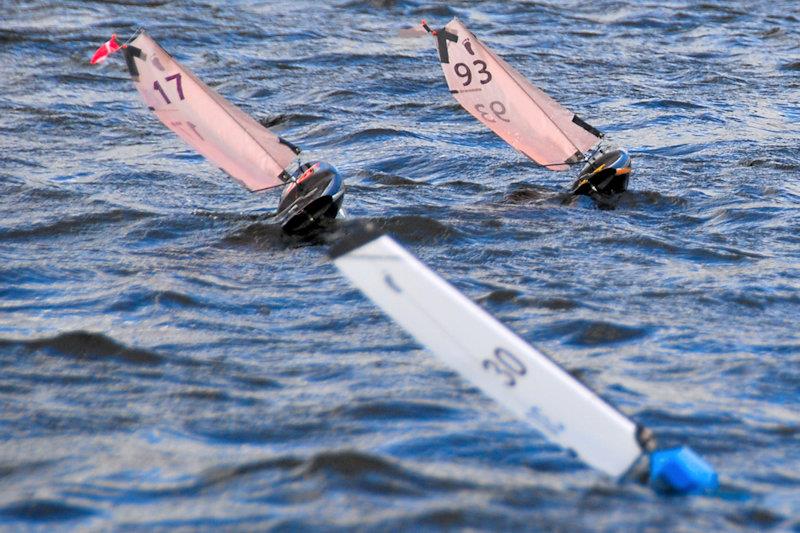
[649,446,718,494]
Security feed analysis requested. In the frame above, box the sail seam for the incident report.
[196,79,294,182]
[490,43,581,158]
[474,30,597,163]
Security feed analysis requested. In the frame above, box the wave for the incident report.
[0,208,154,241]
[0,331,163,365]
[549,320,649,347]
[363,215,461,243]
[0,499,95,522]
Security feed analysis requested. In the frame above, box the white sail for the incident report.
[331,233,643,477]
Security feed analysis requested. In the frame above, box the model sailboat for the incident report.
[91,31,344,235]
[422,18,631,199]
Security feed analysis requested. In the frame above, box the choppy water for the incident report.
[2,0,800,530]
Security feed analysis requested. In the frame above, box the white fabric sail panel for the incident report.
[333,234,642,477]
[438,19,601,170]
[128,32,297,191]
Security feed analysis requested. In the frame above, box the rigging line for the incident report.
[122,27,144,46]
[250,181,287,193]
[530,142,605,168]
[582,142,606,164]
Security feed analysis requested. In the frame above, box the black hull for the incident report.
[280,194,344,235]
[275,161,345,236]
[569,148,631,199]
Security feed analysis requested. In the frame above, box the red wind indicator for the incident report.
[89,34,121,65]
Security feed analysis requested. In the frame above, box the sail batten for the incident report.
[126,31,298,191]
[434,19,602,171]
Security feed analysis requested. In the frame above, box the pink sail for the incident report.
[434,19,602,171]
[123,31,298,191]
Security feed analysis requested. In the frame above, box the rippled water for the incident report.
[2,0,800,529]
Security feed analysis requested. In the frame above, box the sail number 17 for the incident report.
[153,73,185,104]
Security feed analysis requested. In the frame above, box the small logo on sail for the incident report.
[152,56,166,71]
[384,273,402,293]
[463,39,475,56]
[527,406,565,435]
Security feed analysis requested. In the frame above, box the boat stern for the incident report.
[277,161,345,235]
[570,148,631,197]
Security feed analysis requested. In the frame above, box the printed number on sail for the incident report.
[474,102,510,123]
[482,348,527,387]
[153,73,185,104]
[454,60,492,86]
[170,121,204,142]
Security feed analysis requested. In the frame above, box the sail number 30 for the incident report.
[483,348,526,387]
[153,73,185,104]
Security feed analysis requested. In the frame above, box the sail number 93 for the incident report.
[454,60,492,86]
[474,101,510,123]
[483,348,527,387]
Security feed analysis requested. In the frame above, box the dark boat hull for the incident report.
[569,148,631,198]
[275,161,345,236]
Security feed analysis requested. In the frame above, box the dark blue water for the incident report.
[2,0,799,529]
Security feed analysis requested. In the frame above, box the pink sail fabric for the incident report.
[435,19,602,171]
[125,31,298,191]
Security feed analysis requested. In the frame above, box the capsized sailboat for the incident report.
[330,225,719,494]
[91,31,344,235]
[421,18,631,200]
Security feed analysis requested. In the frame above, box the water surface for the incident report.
[1,0,799,530]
